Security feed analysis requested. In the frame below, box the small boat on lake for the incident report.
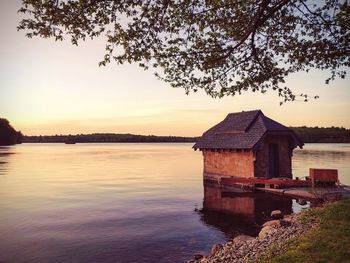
[64,137,76,144]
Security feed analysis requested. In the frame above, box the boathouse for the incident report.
[193,110,304,179]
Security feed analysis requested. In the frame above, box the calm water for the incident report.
[0,143,349,263]
[293,143,350,185]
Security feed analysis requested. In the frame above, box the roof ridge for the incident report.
[226,109,261,116]
[261,115,288,130]
[244,110,263,132]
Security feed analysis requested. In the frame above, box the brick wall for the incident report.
[202,150,255,178]
[202,135,294,178]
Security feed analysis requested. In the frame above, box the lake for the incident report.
[0,143,349,263]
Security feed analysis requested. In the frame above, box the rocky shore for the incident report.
[187,210,316,263]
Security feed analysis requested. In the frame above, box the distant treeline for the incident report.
[291,126,350,143]
[20,127,350,144]
[0,118,23,145]
[22,133,198,143]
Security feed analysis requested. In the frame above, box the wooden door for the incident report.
[268,144,279,178]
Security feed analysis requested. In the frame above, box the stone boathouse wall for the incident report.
[202,150,255,178]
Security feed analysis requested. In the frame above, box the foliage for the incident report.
[23,133,197,143]
[0,118,23,146]
[17,0,350,101]
[22,126,350,143]
[291,126,350,143]
[260,199,350,263]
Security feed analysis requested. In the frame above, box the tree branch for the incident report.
[209,0,291,66]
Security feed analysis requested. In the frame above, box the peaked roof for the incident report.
[193,110,303,151]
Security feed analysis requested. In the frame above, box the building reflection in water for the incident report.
[198,181,293,238]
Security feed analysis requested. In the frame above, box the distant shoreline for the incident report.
[21,141,197,143]
[21,126,350,144]
[19,141,350,144]
[22,134,198,144]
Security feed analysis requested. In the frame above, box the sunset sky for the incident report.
[1,1,349,136]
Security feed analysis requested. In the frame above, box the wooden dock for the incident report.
[204,173,350,201]
[256,186,350,201]
[204,173,311,189]
[220,176,311,188]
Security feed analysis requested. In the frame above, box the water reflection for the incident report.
[296,149,350,160]
[0,146,15,175]
[0,143,348,263]
[293,143,350,185]
[0,143,213,263]
[199,183,293,238]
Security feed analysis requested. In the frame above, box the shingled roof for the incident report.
[193,110,303,151]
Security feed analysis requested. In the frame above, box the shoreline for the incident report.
[186,202,327,263]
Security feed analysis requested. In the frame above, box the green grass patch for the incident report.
[261,199,350,263]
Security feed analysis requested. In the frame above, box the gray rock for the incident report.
[280,218,292,227]
[271,209,283,219]
[282,214,295,224]
[259,225,277,239]
[210,244,222,256]
[233,234,255,244]
[297,199,307,206]
[263,219,281,228]
[185,210,317,263]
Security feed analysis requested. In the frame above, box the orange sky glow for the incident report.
[0,1,349,136]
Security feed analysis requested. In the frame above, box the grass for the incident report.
[261,199,350,263]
